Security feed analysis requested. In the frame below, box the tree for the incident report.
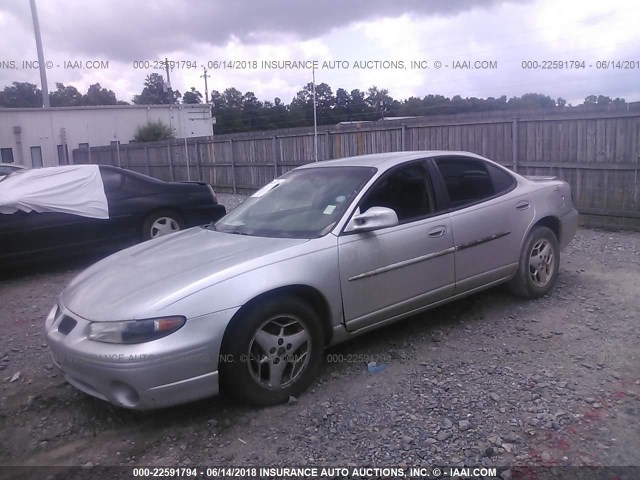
[210,88,247,133]
[209,90,225,107]
[584,95,598,105]
[289,82,336,125]
[0,82,42,107]
[508,93,556,109]
[348,89,372,121]
[315,83,336,123]
[83,83,118,105]
[223,88,244,109]
[133,120,175,142]
[242,92,263,129]
[50,83,83,107]
[264,97,289,130]
[365,86,393,117]
[183,87,203,104]
[133,73,181,105]
[335,88,350,109]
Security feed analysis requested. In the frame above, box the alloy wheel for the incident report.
[247,315,311,390]
[150,217,179,238]
[528,239,555,287]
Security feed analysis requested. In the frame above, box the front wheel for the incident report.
[508,226,559,298]
[219,297,325,406]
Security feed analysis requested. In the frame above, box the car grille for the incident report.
[58,316,77,335]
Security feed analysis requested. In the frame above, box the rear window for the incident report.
[486,163,516,194]
[100,168,125,192]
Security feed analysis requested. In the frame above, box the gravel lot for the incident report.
[1,194,638,478]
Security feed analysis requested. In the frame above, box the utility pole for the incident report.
[29,0,49,108]
[312,64,318,162]
[201,67,210,104]
[164,57,173,104]
[201,67,214,137]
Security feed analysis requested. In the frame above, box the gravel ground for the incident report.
[217,192,251,211]
[0,196,638,478]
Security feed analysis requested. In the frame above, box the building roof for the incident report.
[0,104,210,113]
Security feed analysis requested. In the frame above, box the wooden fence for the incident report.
[73,106,640,229]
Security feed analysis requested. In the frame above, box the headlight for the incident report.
[88,316,186,344]
[45,303,60,329]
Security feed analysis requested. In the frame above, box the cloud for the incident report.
[1,0,638,105]
[1,0,528,60]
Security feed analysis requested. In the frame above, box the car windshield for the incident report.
[213,166,376,238]
[0,168,26,182]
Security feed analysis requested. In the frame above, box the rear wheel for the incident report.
[142,210,183,240]
[508,226,559,298]
[219,297,324,406]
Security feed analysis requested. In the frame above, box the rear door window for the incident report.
[434,157,514,209]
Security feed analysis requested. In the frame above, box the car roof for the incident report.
[297,150,486,171]
[1,164,26,170]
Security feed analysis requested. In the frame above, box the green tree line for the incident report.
[0,73,626,134]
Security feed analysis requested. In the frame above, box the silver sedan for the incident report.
[45,151,578,409]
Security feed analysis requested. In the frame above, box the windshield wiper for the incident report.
[201,223,249,236]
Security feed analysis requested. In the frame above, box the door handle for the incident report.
[428,225,447,237]
[516,201,530,211]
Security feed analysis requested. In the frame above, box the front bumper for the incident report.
[45,303,238,409]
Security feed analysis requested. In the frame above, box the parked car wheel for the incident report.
[220,297,325,406]
[143,210,183,240]
[508,225,559,298]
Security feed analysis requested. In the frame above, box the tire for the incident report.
[508,226,560,299]
[219,297,325,406]
[142,210,184,240]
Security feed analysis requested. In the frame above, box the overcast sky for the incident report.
[1,0,638,105]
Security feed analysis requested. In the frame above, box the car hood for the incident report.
[61,227,309,321]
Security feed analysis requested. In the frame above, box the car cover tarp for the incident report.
[0,165,109,219]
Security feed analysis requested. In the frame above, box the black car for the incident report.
[0,164,27,179]
[0,165,226,268]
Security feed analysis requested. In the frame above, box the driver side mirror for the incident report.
[345,206,399,233]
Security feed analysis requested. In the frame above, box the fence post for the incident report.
[184,137,191,181]
[511,117,519,172]
[124,145,130,170]
[401,124,406,151]
[325,131,331,160]
[229,139,236,194]
[167,144,174,182]
[272,135,278,179]
[634,154,639,210]
[196,140,203,181]
[115,142,121,167]
[144,146,150,175]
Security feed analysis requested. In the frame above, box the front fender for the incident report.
[159,235,344,327]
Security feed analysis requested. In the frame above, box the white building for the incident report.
[0,104,213,168]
